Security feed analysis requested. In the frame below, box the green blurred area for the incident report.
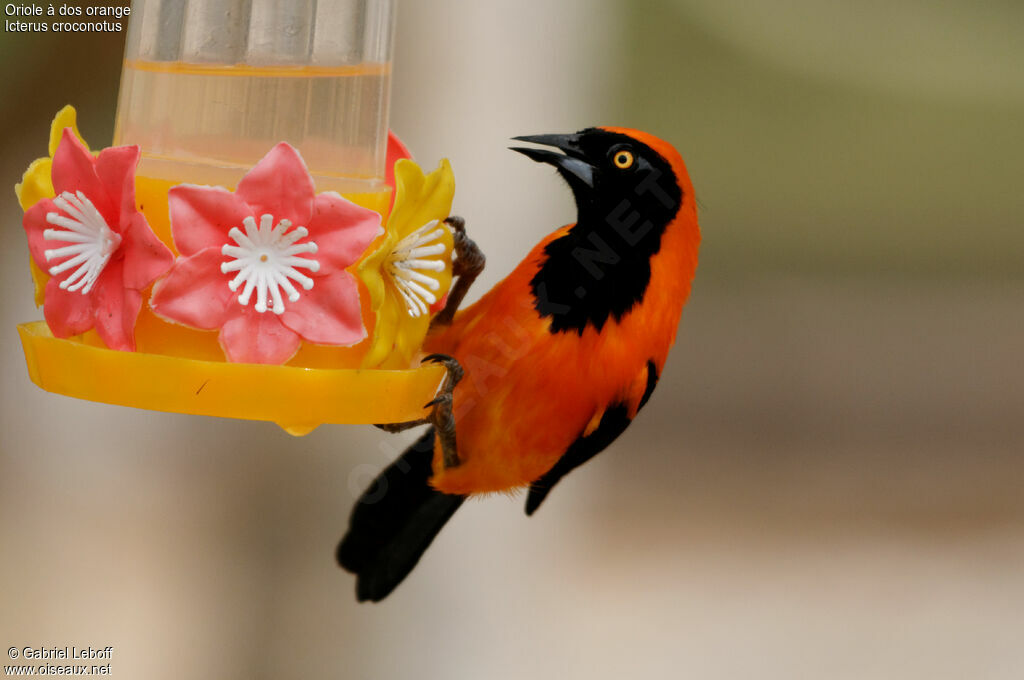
[0,27,123,153]
[619,0,1024,280]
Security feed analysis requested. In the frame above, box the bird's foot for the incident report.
[373,353,463,470]
[421,353,463,469]
[430,216,485,329]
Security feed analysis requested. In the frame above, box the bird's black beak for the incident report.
[510,133,595,188]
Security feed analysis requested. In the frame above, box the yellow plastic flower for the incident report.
[15,105,88,305]
[358,158,455,368]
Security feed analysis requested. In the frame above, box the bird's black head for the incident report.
[510,127,683,229]
[510,127,690,335]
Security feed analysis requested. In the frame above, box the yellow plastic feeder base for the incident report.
[17,321,443,436]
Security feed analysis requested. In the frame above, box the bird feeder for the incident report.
[16,0,456,435]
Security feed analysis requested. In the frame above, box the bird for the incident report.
[337,127,701,602]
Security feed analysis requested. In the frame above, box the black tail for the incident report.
[337,428,465,602]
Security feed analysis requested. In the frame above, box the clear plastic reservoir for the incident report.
[113,0,396,194]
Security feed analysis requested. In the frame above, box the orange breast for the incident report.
[423,205,699,496]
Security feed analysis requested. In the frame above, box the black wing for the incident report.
[524,360,659,515]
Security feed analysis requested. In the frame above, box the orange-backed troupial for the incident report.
[338,127,701,601]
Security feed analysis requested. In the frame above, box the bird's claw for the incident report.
[422,353,464,387]
[424,391,451,409]
[444,215,466,234]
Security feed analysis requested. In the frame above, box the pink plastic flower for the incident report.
[21,129,174,350]
[150,143,383,364]
[385,130,413,203]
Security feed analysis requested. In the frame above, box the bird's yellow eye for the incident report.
[613,149,634,169]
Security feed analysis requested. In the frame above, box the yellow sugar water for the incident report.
[113,60,392,195]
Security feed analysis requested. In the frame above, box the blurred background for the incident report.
[2,0,1023,677]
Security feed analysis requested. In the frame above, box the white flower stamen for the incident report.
[220,214,320,314]
[386,219,448,317]
[43,191,122,295]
